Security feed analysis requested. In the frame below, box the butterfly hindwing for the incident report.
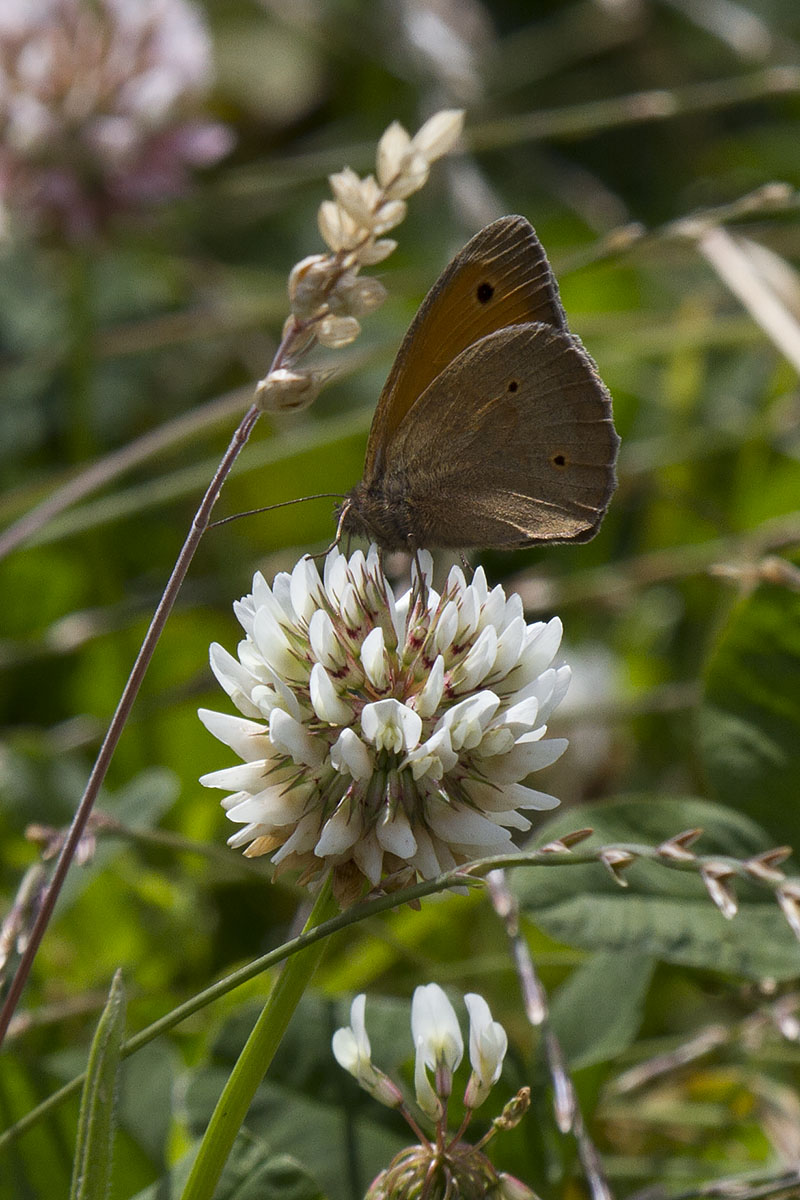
[385,323,619,547]
[362,215,568,480]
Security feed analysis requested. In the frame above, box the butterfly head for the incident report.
[337,478,419,553]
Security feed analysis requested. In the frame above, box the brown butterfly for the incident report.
[338,215,619,552]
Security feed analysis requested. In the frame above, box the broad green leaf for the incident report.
[514,797,800,980]
[56,767,179,911]
[69,970,126,1200]
[131,1134,324,1200]
[549,951,654,1070]
[698,582,800,847]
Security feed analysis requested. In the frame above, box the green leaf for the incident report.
[131,1134,325,1200]
[549,951,654,1070]
[515,797,800,980]
[698,582,800,847]
[69,969,126,1200]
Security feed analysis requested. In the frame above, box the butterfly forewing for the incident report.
[362,215,568,479]
[385,323,619,548]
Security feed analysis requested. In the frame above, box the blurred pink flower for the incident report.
[0,0,233,238]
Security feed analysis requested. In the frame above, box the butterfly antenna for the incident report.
[208,493,346,529]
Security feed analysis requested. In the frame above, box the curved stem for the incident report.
[0,402,261,1050]
[180,878,337,1200]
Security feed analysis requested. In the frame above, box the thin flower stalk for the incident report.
[6,835,800,1151]
[486,870,612,1200]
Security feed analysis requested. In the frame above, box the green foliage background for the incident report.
[2,1,800,1196]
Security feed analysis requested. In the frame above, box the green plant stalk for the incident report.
[180,877,337,1200]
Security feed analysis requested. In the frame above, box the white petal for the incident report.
[425,798,512,849]
[538,665,571,723]
[271,811,322,863]
[427,833,457,872]
[408,824,441,879]
[377,802,417,858]
[332,1025,360,1073]
[330,727,373,780]
[401,727,457,781]
[332,994,370,1073]
[361,699,422,754]
[308,609,346,671]
[480,736,569,784]
[353,829,384,884]
[475,726,515,757]
[199,760,271,791]
[272,572,295,620]
[414,1037,442,1120]
[339,581,362,629]
[197,709,269,761]
[269,708,326,767]
[226,782,311,827]
[208,643,262,719]
[361,626,388,689]
[499,695,540,732]
[440,691,500,751]
[290,555,323,622]
[454,625,496,691]
[470,566,489,607]
[445,564,467,596]
[517,617,563,681]
[492,810,531,830]
[315,798,362,856]
[324,550,349,602]
[309,662,353,724]
[463,778,560,813]
[227,825,264,849]
[252,606,296,678]
[415,655,445,718]
[502,592,524,628]
[434,601,459,655]
[480,583,505,630]
[488,617,526,681]
[513,668,556,710]
[456,587,480,642]
[465,992,507,1104]
[411,983,463,1072]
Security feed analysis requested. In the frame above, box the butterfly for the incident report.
[337,215,619,552]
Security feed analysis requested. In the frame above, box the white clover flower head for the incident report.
[411,983,464,1119]
[0,0,232,238]
[200,545,570,906]
[331,994,403,1109]
[335,984,528,1199]
[463,993,508,1110]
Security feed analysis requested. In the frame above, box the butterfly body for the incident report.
[340,216,619,552]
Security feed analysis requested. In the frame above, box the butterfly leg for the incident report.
[307,500,352,560]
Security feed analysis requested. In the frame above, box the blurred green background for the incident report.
[2,0,800,1197]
